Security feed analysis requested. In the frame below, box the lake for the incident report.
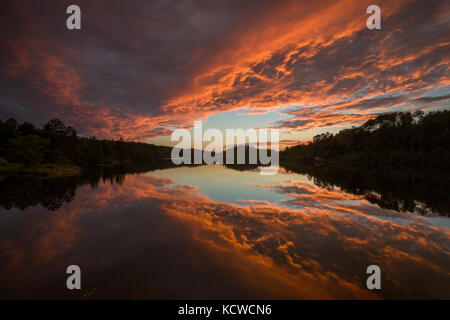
[0,164,449,299]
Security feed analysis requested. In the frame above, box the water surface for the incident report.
[0,165,449,299]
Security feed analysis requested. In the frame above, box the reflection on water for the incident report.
[0,165,449,299]
[281,164,450,217]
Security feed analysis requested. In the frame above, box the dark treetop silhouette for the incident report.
[280,109,450,168]
[0,118,173,171]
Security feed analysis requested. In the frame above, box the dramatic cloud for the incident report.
[0,0,448,141]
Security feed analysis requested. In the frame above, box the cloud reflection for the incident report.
[0,166,449,299]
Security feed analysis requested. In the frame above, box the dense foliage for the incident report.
[281,110,450,168]
[0,118,172,168]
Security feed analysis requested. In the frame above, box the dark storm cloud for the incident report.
[0,0,272,137]
[0,0,448,139]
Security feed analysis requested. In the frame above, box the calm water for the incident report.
[0,165,449,299]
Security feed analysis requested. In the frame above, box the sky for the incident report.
[0,0,449,147]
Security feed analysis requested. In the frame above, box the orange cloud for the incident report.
[0,0,448,140]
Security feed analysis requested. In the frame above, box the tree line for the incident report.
[2,109,449,170]
[280,109,450,169]
[0,118,172,168]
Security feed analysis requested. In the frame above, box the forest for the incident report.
[0,118,173,174]
[280,109,450,169]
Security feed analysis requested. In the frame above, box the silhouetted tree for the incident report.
[281,109,450,168]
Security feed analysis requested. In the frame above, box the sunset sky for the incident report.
[0,0,449,148]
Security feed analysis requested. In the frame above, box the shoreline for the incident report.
[0,163,82,177]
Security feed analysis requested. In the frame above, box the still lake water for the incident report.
[0,164,449,299]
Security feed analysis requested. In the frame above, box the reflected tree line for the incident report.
[283,164,449,216]
[0,163,168,211]
[1,161,448,215]
[280,110,450,216]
